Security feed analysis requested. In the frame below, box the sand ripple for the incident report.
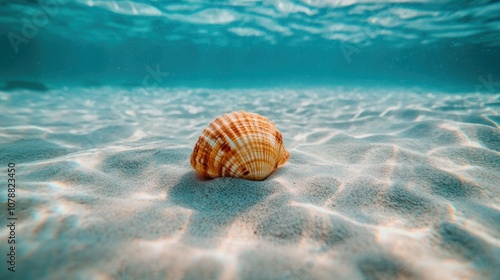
[1,87,499,279]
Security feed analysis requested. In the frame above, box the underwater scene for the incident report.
[1,0,500,279]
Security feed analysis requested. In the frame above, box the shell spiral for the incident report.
[190,111,290,181]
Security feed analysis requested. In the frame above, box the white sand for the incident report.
[1,87,500,279]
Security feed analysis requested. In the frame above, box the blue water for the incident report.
[1,0,500,90]
[2,2,500,279]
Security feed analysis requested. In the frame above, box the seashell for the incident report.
[190,111,290,181]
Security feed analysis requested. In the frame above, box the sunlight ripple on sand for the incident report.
[1,87,499,279]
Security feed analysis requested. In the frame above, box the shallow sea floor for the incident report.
[1,87,500,279]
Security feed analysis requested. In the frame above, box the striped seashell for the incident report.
[190,111,290,181]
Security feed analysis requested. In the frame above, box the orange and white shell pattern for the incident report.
[190,111,290,181]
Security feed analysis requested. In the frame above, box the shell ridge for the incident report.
[208,121,226,177]
[219,113,245,178]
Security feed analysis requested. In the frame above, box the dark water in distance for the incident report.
[1,0,499,91]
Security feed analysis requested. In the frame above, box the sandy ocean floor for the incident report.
[1,87,500,279]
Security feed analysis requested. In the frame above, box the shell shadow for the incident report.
[166,171,277,247]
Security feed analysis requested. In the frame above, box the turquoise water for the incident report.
[2,1,500,280]
[1,0,499,90]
